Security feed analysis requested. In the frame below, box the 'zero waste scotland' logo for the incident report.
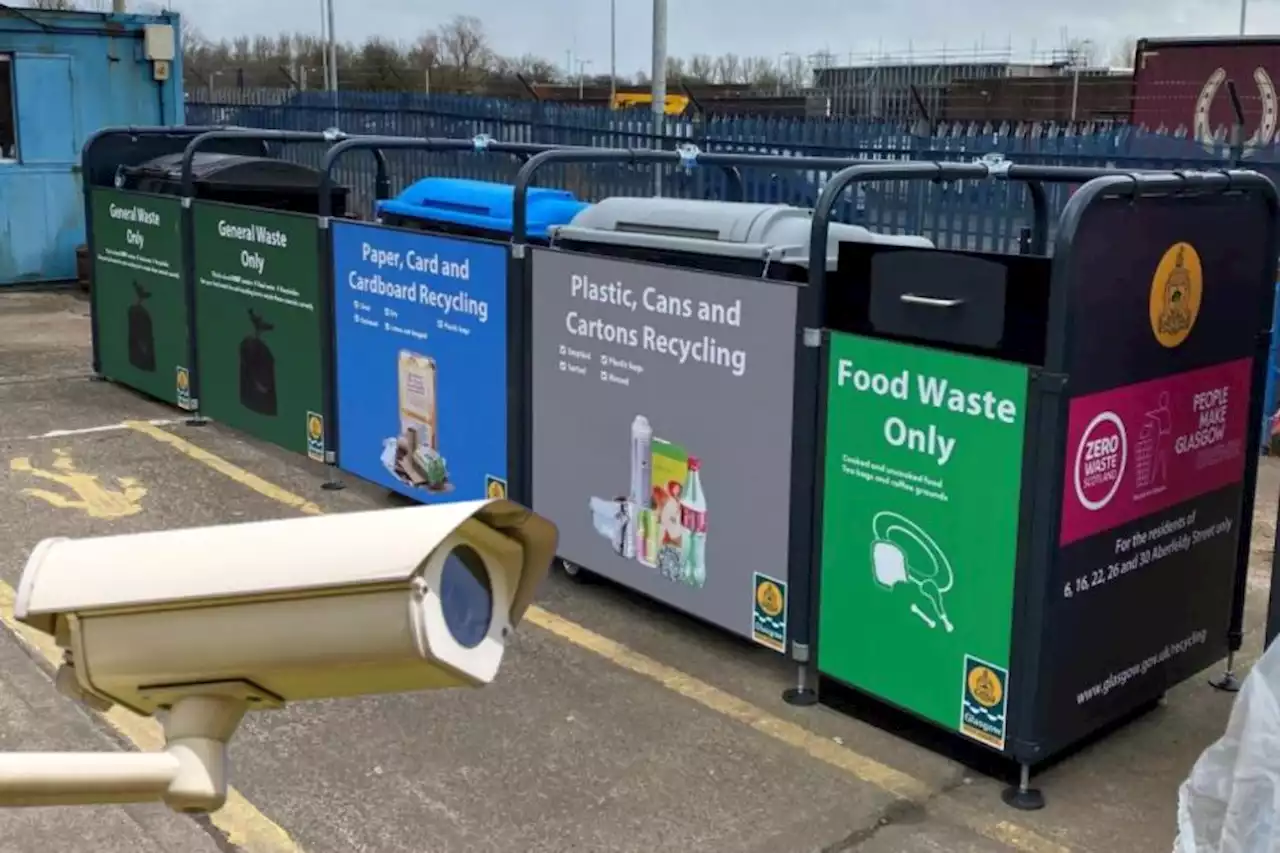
[1073,411,1128,512]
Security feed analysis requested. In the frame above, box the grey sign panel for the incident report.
[529,247,799,647]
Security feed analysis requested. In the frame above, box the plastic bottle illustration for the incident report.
[680,456,707,588]
[626,415,652,560]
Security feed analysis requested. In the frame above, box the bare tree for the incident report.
[742,56,778,87]
[437,14,492,86]
[782,53,809,88]
[686,54,715,84]
[713,53,743,85]
[22,0,87,9]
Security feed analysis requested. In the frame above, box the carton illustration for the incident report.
[379,350,452,492]
[589,415,707,588]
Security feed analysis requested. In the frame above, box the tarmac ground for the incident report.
[0,289,1272,853]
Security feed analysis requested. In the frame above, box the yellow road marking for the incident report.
[10,448,147,519]
[125,421,322,515]
[0,583,305,853]
[126,421,1073,853]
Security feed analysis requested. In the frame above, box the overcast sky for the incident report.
[159,0,1279,74]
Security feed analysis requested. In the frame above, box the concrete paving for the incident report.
[0,289,1272,852]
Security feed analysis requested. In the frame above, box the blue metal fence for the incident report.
[185,88,1280,253]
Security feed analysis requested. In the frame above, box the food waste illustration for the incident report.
[589,415,708,588]
[379,350,453,493]
[870,511,955,633]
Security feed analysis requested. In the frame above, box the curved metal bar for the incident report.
[317,138,573,219]
[178,129,385,201]
[511,148,900,245]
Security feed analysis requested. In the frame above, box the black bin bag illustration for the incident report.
[239,309,278,416]
[127,281,157,373]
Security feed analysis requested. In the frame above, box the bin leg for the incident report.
[321,467,345,491]
[1001,763,1045,811]
[561,559,592,584]
[782,663,819,706]
[1209,651,1242,693]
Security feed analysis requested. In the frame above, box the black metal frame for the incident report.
[804,164,1280,805]
[315,136,595,494]
[80,126,267,378]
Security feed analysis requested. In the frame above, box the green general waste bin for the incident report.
[530,196,931,660]
[88,182,191,407]
[168,153,350,458]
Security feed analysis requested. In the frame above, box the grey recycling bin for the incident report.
[551,197,933,279]
[529,196,932,659]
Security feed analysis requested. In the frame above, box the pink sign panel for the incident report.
[1059,358,1252,545]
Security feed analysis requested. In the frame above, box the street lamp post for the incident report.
[651,0,667,195]
[1240,0,1249,35]
[609,0,617,108]
[577,59,593,100]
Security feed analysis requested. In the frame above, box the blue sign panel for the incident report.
[331,221,508,503]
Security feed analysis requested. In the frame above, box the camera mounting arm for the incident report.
[0,693,248,813]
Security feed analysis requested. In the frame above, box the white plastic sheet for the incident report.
[1175,639,1280,852]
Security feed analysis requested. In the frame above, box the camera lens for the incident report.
[439,544,493,648]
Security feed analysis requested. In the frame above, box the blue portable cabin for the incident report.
[0,7,184,285]
[375,177,588,242]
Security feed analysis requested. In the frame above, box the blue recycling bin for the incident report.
[328,177,588,504]
[376,177,588,243]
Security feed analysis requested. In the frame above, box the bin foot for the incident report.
[1210,672,1242,693]
[1002,766,1045,811]
[561,559,590,584]
[782,688,818,706]
[782,666,819,707]
[89,374,107,383]
[321,477,345,492]
[184,414,208,427]
[1210,653,1242,693]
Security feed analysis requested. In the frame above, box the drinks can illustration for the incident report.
[625,416,653,561]
[639,508,659,567]
[398,350,438,451]
[629,416,653,506]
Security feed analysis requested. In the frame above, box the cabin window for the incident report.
[0,55,15,161]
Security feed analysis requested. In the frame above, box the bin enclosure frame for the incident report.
[174,130,381,471]
[316,137,604,493]
[807,163,1279,801]
[509,147,1074,671]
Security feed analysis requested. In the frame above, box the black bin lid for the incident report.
[124,152,347,194]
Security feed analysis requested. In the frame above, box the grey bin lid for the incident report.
[549,198,934,269]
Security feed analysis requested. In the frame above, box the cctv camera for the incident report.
[15,499,557,718]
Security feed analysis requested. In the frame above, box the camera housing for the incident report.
[15,499,557,717]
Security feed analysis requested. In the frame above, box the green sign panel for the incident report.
[192,201,325,459]
[817,333,1029,751]
[90,188,193,408]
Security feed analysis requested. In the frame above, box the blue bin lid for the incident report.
[375,177,588,238]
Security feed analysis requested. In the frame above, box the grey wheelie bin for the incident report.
[529,195,932,660]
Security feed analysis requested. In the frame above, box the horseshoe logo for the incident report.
[1195,66,1278,157]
